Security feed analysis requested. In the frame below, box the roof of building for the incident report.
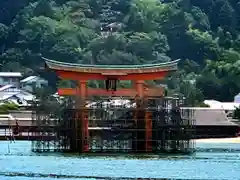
[44,57,180,74]
[0,91,35,101]
[0,84,35,101]
[0,93,19,101]
[195,109,237,126]
[204,100,240,110]
[0,85,14,91]
[181,108,238,126]
[20,76,37,83]
[0,72,22,77]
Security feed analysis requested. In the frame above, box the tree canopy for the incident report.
[1,0,240,105]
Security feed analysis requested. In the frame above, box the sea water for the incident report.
[0,141,239,180]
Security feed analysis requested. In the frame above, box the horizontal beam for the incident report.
[56,70,168,81]
[0,135,57,141]
[45,58,179,73]
[58,88,163,97]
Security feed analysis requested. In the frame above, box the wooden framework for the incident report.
[44,57,180,153]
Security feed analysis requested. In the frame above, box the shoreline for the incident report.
[195,137,240,143]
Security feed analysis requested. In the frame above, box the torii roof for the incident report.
[44,57,180,75]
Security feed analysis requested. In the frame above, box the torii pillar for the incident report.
[44,58,179,153]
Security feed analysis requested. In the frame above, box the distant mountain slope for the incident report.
[0,0,240,103]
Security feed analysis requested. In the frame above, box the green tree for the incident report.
[0,102,19,114]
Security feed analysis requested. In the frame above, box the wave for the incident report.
[0,171,227,180]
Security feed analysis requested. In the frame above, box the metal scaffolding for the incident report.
[31,96,195,154]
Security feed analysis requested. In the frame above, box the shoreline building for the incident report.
[0,72,22,88]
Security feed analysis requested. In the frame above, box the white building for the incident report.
[0,84,36,106]
[204,100,240,111]
[20,76,48,93]
[0,72,22,87]
[234,93,240,103]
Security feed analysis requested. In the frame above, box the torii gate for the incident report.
[44,58,179,153]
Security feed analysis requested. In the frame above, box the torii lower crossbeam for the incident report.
[58,88,164,97]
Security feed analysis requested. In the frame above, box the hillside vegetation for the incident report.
[1,0,240,105]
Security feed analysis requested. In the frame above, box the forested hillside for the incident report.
[1,0,240,104]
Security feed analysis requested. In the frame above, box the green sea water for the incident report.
[0,141,239,180]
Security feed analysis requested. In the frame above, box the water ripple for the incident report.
[0,171,229,180]
[0,141,239,180]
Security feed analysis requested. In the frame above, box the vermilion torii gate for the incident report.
[44,58,180,153]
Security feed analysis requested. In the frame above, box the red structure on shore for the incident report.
[44,58,190,153]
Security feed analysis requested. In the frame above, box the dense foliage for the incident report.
[0,102,19,114]
[1,0,240,105]
[233,107,240,120]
